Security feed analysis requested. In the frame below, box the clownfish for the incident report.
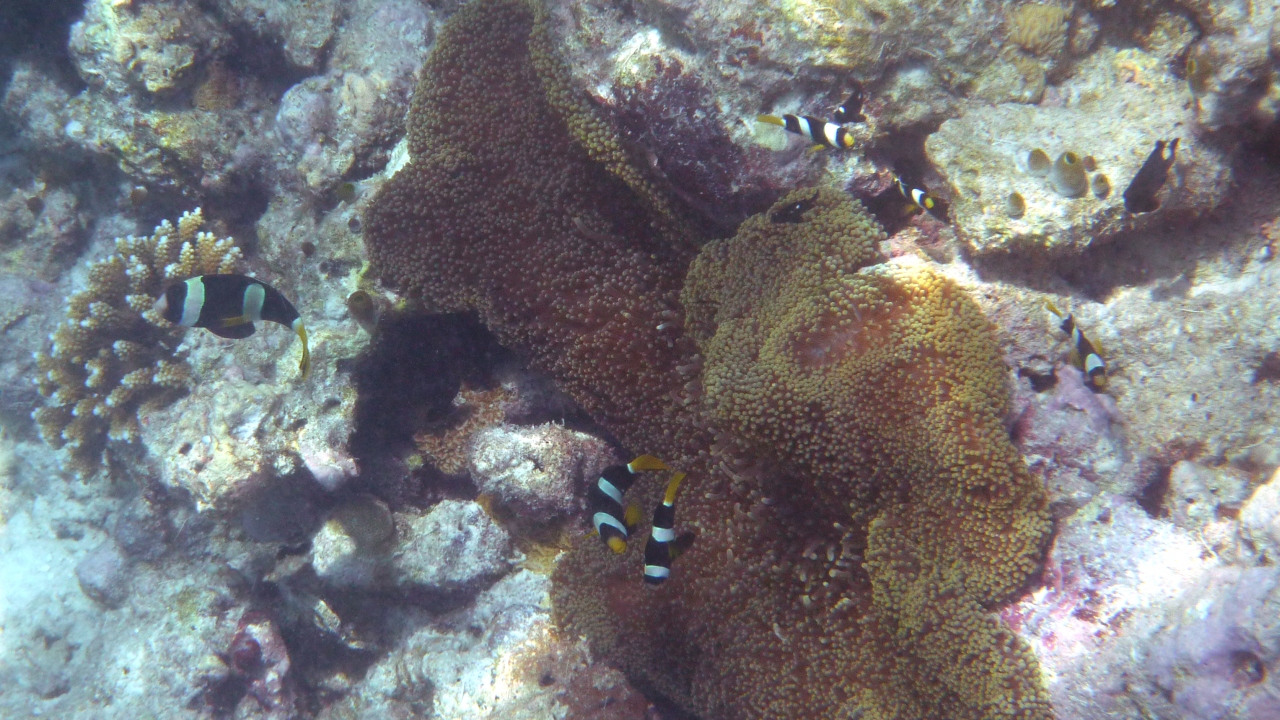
[1123,139,1178,214]
[756,114,856,150]
[154,274,310,378]
[643,471,685,585]
[832,83,867,124]
[1046,301,1105,386]
[590,455,669,553]
[896,177,949,222]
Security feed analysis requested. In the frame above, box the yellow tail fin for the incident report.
[1044,301,1064,318]
[756,114,785,127]
[663,472,686,505]
[627,454,668,472]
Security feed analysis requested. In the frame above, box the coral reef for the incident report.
[364,0,705,459]
[221,0,341,71]
[554,189,1052,719]
[368,0,1054,712]
[393,499,514,594]
[273,0,431,191]
[5,0,1280,717]
[468,423,617,524]
[32,209,238,476]
[926,49,1233,255]
[1007,3,1070,57]
[69,0,228,97]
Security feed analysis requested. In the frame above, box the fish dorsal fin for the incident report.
[209,323,256,339]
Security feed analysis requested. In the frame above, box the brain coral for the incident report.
[33,209,241,476]
[363,0,704,458]
[364,0,1052,714]
[554,189,1053,719]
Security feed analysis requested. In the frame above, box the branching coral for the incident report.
[555,189,1052,719]
[33,209,241,476]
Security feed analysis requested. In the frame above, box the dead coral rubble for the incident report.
[32,209,240,476]
[364,0,1052,716]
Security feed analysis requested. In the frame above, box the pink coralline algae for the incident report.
[1012,365,1125,515]
[224,611,295,718]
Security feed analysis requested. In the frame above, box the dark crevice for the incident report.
[347,312,510,510]
[1253,351,1280,384]
[1135,465,1172,518]
[0,0,87,100]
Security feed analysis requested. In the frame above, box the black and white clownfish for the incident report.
[154,274,310,378]
[1046,301,1105,386]
[590,455,669,554]
[1122,138,1178,214]
[896,177,949,222]
[832,83,867,124]
[756,114,856,150]
[643,471,686,585]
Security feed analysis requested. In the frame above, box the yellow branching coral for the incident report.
[554,189,1052,719]
[1008,3,1069,57]
[33,209,241,476]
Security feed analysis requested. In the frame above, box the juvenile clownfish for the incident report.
[1123,139,1178,214]
[1046,301,1105,386]
[756,114,856,150]
[643,471,685,585]
[896,177,949,222]
[155,274,310,378]
[832,83,867,124]
[590,455,669,554]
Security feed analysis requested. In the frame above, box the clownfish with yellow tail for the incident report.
[643,471,686,585]
[1046,301,1105,386]
[589,455,670,553]
[154,274,310,378]
[756,113,856,150]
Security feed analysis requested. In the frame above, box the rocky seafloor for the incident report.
[0,0,1278,718]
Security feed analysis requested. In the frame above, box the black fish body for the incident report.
[1123,139,1178,214]
[833,83,866,124]
[154,274,311,377]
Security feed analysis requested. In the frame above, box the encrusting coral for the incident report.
[33,209,241,476]
[365,0,1052,715]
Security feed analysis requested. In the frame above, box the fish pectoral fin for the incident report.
[208,323,256,339]
[295,323,311,380]
[218,315,252,327]
[623,503,642,532]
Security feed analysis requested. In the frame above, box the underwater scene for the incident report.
[0,0,1279,718]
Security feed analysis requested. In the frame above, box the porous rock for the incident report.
[1165,460,1250,531]
[394,499,513,593]
[1241,466,1280,561]
[927,49,1232,256]
[1145,566,1280,719]
[75,541,129,609]
[468,423,616,521]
